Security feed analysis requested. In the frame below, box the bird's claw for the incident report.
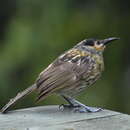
[59,104,71,111]
[59,104,80,111]
[59,104,102,113]
[74,107,102,113]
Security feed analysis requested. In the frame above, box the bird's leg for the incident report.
[59,95,80,109]
[60,95,102,113]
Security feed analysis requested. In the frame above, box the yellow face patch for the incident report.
[94,44,105,51]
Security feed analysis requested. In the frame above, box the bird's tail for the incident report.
[1,84,37,114]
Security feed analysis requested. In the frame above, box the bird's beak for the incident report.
[101,37,120,45]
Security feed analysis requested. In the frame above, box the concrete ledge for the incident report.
[0,105,130,130]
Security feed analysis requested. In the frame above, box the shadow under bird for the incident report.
[1,37,119,113]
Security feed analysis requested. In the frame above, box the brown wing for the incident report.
[36,59,90,102]
[36,48,91,102]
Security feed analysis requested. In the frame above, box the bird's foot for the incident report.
[59,104,79,111]
[60,96,102,113]
[59,104,102,113]
[73,106,102,113]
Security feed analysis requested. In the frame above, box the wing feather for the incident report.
[36,52,90,102]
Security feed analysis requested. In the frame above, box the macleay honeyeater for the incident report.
[1,37,119,113]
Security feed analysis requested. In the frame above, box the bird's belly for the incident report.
[58,72,101,97]
[57,59,104,97]
[76,73,101,95]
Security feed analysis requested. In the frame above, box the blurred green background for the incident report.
[0,0,130,114]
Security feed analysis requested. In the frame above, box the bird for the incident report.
[1,37,119,113]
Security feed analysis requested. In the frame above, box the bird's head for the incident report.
[77,37,120,54]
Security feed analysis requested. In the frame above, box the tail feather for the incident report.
[1,84,37,114]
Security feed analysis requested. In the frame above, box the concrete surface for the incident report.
[0,105,130,130]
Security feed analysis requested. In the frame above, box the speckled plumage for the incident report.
[36,47,104,101]
[1,37,119,113]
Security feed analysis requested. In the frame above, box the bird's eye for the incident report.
[96,41,100,45]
